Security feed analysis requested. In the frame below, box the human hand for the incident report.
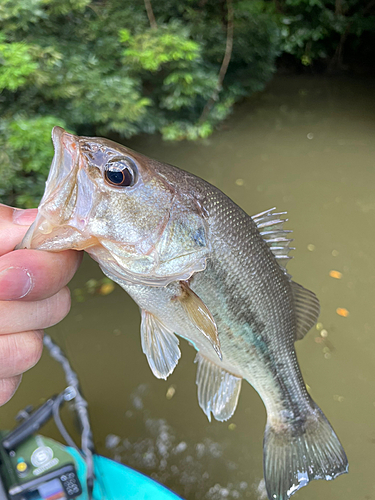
[0,204,82,406]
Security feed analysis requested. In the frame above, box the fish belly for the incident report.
[121,257,310,425]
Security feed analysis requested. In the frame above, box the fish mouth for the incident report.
[19,214,95,252]
[18,127,95,252]
[47,126,78,199]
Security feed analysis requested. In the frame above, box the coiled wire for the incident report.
[43,334,95,498]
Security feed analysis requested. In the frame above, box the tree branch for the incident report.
[330,0,375,70]
[199,0,234,123]
[144,0,157,29]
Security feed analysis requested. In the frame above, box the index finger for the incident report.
[0,204,38,256]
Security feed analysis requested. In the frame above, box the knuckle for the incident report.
[0,375,22,406]
[40,286,71,328]
[19,330,44,371]
[53,286,71,324]
[0,331,43,377]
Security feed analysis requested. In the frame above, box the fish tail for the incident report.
[263,401,348,500]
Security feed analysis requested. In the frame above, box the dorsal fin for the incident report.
[195,353,242,422]
[291,281,320,341]
[140,310,181,379]
[252,207,294,269]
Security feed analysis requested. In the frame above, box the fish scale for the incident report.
[190,187,307,414]
[19,127,348,500]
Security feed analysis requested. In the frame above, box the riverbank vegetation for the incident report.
[1,0,374,207]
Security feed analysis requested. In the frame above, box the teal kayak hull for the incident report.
[69,449,181,500]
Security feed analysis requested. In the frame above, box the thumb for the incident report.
[0,205,38,256]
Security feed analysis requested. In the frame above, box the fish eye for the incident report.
[104,158,137,187]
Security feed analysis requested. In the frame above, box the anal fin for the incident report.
[195,353,242,422]
[141,310,181,379]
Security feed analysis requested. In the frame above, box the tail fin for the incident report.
[263,403,348,500]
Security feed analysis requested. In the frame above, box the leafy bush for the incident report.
[275,0,375,67]
[0,0,281,206]
[0,115,68,207]
[0,0,373,207]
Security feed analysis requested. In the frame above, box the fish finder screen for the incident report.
[38,478,66,500]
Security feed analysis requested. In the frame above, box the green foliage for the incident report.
[161,120,214,141]
[0,35,37,91]
[275,0,375,66]
[0,115,67,207]
[0,0,373,207]
[121,24,200,72]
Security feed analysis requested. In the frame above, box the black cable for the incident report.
[52,392,82,455]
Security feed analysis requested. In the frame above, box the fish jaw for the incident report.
[18,127,98,251]
[19,216,94,252]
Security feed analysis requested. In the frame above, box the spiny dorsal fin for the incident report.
[195,353,242,422]
[176,282,222,360]
[291,281,320,341]
[252,207,294,269]
[140,310,181,379]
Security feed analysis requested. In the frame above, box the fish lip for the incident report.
[51,125,64,153]
[17,210,98,251]
[49,126,66,183]
[40,127,79,206]
[17,127,86,251]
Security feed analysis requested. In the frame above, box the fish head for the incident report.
[20,127,210,286]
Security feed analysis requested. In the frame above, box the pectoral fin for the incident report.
[195,353,242,422]
[140,310,181,379]
[176,282,222,360]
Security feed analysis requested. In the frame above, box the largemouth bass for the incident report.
[19,127,348,499]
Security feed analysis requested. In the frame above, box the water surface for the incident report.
[3,75,375,500]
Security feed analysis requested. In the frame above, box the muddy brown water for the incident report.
[2,75,375,499]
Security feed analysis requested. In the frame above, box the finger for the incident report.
[0,287,71,334]
[0,249,83,301]
[0,330,43,378]
[0,375,22,407]
[0,204,38,227]
[0,204,38,256]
